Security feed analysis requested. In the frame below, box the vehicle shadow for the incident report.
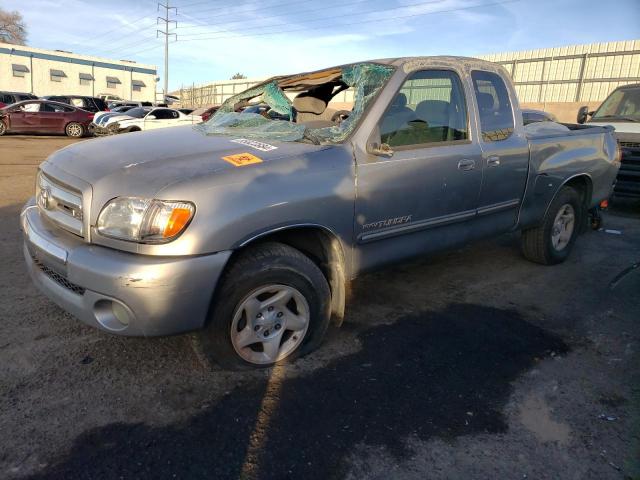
[26,303,567,480]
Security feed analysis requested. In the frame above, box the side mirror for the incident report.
[368,142,394,158]
[577,106,590,124]
[146,115,156,120]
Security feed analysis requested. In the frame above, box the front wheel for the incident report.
[0,120,7,136]
[194,242,331,370]
[521,186,582,265]
[65,122,84,138]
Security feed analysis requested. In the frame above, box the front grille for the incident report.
[36,173,84,238]
[615,144,640,198]
[30,252,86,295]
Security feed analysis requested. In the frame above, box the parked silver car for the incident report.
[22,57,620,369]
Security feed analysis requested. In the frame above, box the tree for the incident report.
[231,73,247,80]
[0,8,27,45]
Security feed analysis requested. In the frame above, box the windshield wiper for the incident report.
[594,115,639,122]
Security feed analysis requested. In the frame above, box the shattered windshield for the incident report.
[195,62,395,144]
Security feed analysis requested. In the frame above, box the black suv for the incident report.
[42,95,108,113]
[0,91,38,108]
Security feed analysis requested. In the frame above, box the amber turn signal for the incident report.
[164,208,193,238]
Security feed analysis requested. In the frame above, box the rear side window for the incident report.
[0,94,14,104]
[471,70,514,142]
[93,98,108,111]
[152,109,179,119]
[379,69,468,148]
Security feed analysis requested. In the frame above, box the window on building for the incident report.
[132,80,146,92]
[79,73,94,86]
[379,70,468,148]
[471,70,514,142]
[12,64,30,78]
[50,69,67,82]
[106,76,121,89]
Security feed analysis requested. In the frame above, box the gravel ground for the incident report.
[0,135,638,480]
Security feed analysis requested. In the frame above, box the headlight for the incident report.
[97,197,195,243]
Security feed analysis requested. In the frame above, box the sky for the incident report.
[2,0,639,91]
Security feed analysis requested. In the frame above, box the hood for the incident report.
[43,125,330,200]
[102,114,136,125]
[588,121,640,135]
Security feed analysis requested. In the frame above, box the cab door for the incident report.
[353,68,483,272]
[470,70,529,234]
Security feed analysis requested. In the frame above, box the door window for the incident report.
[20,102,41,112]
[379,70,468,148]
[471,70,514,142]
[41,103,70,113]
[151,109,179,119]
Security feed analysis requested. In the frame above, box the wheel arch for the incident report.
[542,173,593,222]
[230,224,348,326]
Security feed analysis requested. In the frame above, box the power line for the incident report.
[176,0,339,28]
[177,0,223,9]
[66,11,156,47]
[176,0,519,42]
[178,0,439,37]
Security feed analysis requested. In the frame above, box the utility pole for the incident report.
[157,1,177,101]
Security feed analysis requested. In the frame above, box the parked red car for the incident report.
[0,100,94,137]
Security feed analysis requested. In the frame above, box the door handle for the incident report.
[457,159,475,171]
[487,155,501,167]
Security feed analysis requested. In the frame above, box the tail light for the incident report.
[88,113,95,120]
[105,107,110,112]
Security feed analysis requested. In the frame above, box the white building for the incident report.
[0,42,158,101]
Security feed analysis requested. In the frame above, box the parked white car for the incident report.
[92,106,202,135]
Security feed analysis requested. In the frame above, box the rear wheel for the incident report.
[194,242,331,370]
[521,186,582,265]
[0,121,6,136]
[65,122,84,138]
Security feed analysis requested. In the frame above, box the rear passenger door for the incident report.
[39,102,70,132]
[354,69,484,271]
[471,70,529,232]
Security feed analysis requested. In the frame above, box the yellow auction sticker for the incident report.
[222,152,263,167]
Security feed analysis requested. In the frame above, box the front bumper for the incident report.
[21,199,232,336]
[89,122,123,136]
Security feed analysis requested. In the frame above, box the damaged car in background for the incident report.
[90,106,202,135]
[22,57,620,369]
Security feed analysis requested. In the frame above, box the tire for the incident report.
[128,127,141,132]
[521,186,583,265]
[65,122,84,138]
[0,120,6,136]
[194,242,331,370]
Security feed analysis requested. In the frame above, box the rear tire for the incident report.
[65,122,84,138]
[0,121,6,136]
[521,186,582,265]
[194,242,331,370]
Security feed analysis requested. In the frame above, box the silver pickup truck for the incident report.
[21,56,620,369]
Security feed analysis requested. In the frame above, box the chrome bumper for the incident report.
[21,199,231,336]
